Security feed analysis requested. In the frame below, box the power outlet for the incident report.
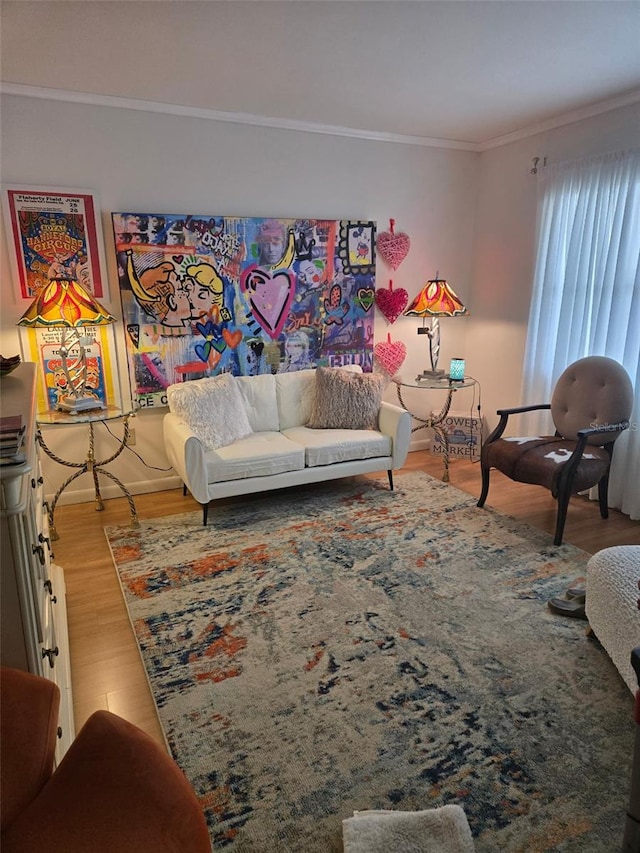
[127,428,136,446]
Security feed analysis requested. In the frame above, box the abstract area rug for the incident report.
[104,473,633,852]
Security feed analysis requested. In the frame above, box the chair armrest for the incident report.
[577,420,630,441]
[1,667,60,833]
[486,403,551,444]
[163,413,209,505]
[378,402,412,469]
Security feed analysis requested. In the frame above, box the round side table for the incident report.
[393,376,478,482]
[36,406,140,540]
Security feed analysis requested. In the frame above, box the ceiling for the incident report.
[2,1,640,149]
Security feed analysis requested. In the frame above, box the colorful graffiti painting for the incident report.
[112,214,376,408]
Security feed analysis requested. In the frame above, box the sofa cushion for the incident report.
[236,374,279,432]
[275,369,317,430]
[307,367,386,430]
[205,432,305,483]
[284,426,392,467]
[167,374,253,451]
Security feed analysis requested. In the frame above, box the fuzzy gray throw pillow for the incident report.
[307,367,386,430]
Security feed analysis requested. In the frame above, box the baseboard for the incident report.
[47,474,183,507]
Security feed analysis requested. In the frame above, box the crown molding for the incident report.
[3,82,639,153]
[0,83,479,151]
[479,89,640,151]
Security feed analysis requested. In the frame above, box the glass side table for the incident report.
[393,376,478,482]
[36,406,140,540]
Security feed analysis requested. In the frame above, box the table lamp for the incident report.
[18,273,115,413]
[404,272,468,379]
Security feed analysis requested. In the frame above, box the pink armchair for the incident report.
[1,667,211,852]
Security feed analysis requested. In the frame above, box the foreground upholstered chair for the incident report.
[477,356,633,545]
[1,667,211,852]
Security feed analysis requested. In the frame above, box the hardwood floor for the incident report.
[51,451,639,749]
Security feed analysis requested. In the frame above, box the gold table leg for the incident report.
[37,416,139,539]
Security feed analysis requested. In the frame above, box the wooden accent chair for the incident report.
[477,356,633,545]
[1,667,211,852]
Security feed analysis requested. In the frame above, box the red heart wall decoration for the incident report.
[375,285,408,324]
[374,339,407,376]
[376,219,411,271]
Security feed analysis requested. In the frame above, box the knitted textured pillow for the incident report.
[307,367,386,430]
[167,373,252,451]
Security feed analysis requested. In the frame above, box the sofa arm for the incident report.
[163,413,209,505]
[379,402,412,469]
[1,668,60,834]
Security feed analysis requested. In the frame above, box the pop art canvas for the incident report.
[112,214,376,408]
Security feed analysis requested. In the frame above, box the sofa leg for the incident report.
[387,470,394,491]
[202,503,209,526]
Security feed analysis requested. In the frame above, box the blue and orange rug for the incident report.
[105,472,633,851]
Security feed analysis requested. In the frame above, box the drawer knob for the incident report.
[42,646,59,668]
[32,544,46,566]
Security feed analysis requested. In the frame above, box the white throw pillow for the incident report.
[167,374,253,451]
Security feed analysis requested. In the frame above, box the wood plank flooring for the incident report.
[51,451,639,749]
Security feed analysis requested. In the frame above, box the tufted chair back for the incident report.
[551,356,633,443]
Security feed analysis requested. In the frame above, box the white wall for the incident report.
[2,94,638,506]
[0,94,479,505]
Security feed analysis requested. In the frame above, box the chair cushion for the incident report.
[205,432,305,483]
[284,426,391,467]
[167,373,253,451]
[484,436,611,492]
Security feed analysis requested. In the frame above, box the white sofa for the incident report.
[163,366,412,524]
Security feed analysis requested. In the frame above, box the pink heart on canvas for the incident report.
[240,265,295,339]
[376,231,411,270]
[375,287,409,324]
[374,340,407,376]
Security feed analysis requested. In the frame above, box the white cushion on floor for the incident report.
[205,432,304,483]
[283,426,391,467]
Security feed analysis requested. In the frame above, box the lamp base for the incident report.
[417,368,445,381]
[57,395,105,414]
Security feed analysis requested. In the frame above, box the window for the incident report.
[522,149,640,519]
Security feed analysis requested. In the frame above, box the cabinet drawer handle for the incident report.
[44,579,53,595]
[42,646,59,668]
[38,533,51,551]
[57,727,63,739]
[31,476,44,489]
[32,544,46,566]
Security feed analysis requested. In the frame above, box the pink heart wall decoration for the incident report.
[375,286,408,324]
[240,265,295,340]
[377,230,410,271]
[374,340,407,376]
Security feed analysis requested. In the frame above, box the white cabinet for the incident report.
[1,362,74,760]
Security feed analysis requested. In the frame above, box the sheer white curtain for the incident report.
[521,148,640,520]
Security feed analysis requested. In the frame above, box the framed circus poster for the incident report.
[2,185,108,300]
[111,214,377,409]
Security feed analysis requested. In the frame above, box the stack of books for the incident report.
[0,415,27,466]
